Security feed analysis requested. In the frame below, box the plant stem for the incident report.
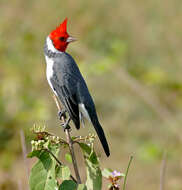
[65,128,82,184]
[52,94,82,184]
[123,155,133,190]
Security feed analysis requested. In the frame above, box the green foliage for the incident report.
[28,127,105,190]
[65,153,72,163]
[59,180,77,190]
[29,150,59,190]
[77,184,87,190]
[85,158,102,190]
[79,143,102,190]
[28,126,129,190]
[28,127,128,190]
[29,126,63,190]
[56,165,71,180]
[27,150,42,158]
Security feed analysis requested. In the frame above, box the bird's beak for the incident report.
[66,36,77,43]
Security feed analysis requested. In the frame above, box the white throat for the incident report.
[46,36,60,53]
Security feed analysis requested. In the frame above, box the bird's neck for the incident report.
[44,37,63,58]
[46,37,61,53]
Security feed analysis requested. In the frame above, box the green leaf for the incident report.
[59,180,77,190]
[56,165,70,180]
[77,184,87,190]
[102,168,112,178]
[78,142,102,190]
[85,158,102,190]
[71,136,77,140]
[55,164,61,178]
[27,150,42,158]
[29,145,60,190]
[65,153,72,163]
[78,143,91,156]
[89,151,98,165]
[29,151,58,190]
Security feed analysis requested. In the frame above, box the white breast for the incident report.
[45,56,58,96]
[45,56,53,77]
[45,37,62,97]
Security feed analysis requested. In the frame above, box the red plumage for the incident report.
[49,18,69,52]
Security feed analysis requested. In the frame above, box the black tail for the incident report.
[91,118,110,157]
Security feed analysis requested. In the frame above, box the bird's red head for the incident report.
[49,18,76,52]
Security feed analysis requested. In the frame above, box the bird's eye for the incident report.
[59,37,65,41]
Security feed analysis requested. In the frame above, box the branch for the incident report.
[33,130,68,145]
[52,94,82,184]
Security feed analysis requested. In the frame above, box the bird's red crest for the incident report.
[51,18,68,36]
[59,18,68,33]
[49,18,69,52]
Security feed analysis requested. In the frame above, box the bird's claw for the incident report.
[61,123,71,131]
[60,117,71,131]
[58,110,67,120]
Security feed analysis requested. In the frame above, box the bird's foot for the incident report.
[61,117,71,131]
[58,110,67,120]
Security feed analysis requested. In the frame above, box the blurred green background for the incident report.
[1,0,182,189]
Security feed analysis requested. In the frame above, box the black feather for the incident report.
[85,105,110,157]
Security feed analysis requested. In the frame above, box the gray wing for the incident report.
[50,55,81,129]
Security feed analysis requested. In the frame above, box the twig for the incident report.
[33,130,68,145]
[123,155,133,190]
[160,152,167,190]
[44,148,77,183]
[52,94,82,184]
[20,130,29,190]
[65,129,82,183]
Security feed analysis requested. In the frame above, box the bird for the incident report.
[43,18,110,157]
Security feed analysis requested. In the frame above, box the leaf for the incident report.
[85,158,102,190]
[29,151,58,190]
[77,184,87,190]
[89,151,98,165]
[55,165,70,180]
[78,142,102,190]
[59,180,77,190]
[29,146,60,190]
[65,153,72,163]
[71,136,77,140]
[102,168,112,178]
[78,143,91,156]
[27,150,42,158]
